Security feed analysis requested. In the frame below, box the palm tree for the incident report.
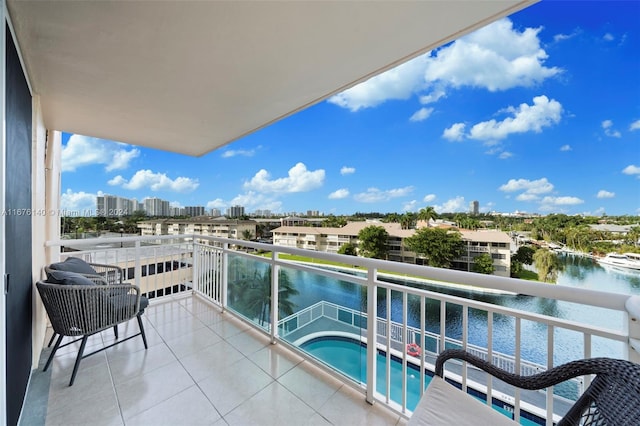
[417,206,437,226]
[242,266,299,326]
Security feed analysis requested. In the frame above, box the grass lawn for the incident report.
[257,252,539,283]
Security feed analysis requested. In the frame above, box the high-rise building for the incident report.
[185,206,206,217]
[470,200,479,215]
[144,197,170,217]
[96,194,136,217]
[210,208,222,217]
[227,205,245,218]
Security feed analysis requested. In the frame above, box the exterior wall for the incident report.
[139,219,257,242]
[272,224,511,277]
[32,102,56,368]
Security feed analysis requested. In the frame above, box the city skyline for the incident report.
[60,1,640,217]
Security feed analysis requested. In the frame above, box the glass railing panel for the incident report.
[226,254,272,331]
[278,265,365,387]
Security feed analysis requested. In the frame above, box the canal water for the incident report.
[280,253,639,366]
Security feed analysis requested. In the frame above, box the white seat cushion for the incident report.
[408,376,518,426]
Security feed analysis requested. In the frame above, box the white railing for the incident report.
[280,300,552,379]
[45,234,640,425]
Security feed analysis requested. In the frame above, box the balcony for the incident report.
[23,294,401,425]
[26,234,640,425]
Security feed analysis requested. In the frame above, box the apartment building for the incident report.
[138,217,257,243]
[454,230,512,277]
[272,222,511,277]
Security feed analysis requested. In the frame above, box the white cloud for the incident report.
[603,33,615,42]
[467,96,563,141]
[419,90,446,105]
[425,19,561,91]
[206,198,226,209]
[630,120,640,131]
[62,135,139,172]
[327,55,428,111]
[623,165,640,176]
[60,189,97,214]
[499,177,554,194]
[540,196,584,206]
[221,147,260,158]
[111,169,199,193]
[230,192,283,212]
[560,144,572,151]
[340,166,356,175]
[597,190,615,199]
[554,30,580,43]
[328,18,561,112]
[443,123,466,141]
[434,196,467,213]
[498,151,513,160]
[516,193,540,201]
[243,162,325,193]
[354,186,414,203]
[602,120,621,138]
[107,175,127,186]
[423,194,436,203]
[328,188,350,199]
[402,200,419,212]
[409,107,434,122]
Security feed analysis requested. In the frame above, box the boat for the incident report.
[597,253,640,271]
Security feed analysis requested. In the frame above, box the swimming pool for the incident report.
[300,336,544,425]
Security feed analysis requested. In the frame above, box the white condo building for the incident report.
[272,222,512,277]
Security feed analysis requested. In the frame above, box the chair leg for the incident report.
[137,314,148,349]
[43,334,64,372]
[69,336,89,386]
[47,332,57,347]
[113,325,119,339]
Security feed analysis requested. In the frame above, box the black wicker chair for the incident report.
[44,258,135,345]
[418,349,640,426]
[37,274,148,386]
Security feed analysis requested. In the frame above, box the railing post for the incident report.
[192,243,199,294]
[270,251,279,344]
[366,267,377,405]
[134,240,141,290]
[221,242,228,312]
[626,295,640,364]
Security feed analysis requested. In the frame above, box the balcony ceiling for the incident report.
[7,1,537,157]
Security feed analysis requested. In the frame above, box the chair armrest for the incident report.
[88,262,124,285]
[36,281,142,337]
[435,349,634,391]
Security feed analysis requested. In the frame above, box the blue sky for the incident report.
[61,1,640,217]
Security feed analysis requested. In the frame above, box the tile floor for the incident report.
[22,294,408,426]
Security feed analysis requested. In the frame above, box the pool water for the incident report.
[301,336,543,425]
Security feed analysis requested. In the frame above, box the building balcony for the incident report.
[26,234,640,425]
[24,293,401,425]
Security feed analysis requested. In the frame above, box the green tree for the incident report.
[400,212,417,230]
[513,246,535,265]
[472,253,494,274]
[241,266,299,326]
[322,215,348,228]
[357,225,389,259]
[338,242,357,256]
[533,249,562,283]
[242,229,254,240]
[417,206,438,224]
[404,227,465,268]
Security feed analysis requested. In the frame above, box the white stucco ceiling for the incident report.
[7,0,537,156]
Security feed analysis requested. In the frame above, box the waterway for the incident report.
[273,253,640,367]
